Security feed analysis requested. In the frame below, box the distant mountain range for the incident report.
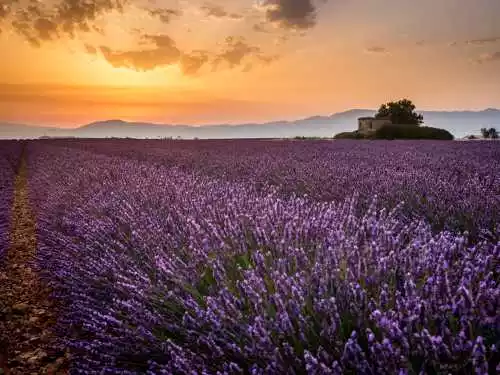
[1,108,500,139]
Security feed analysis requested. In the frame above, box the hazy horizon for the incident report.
[2,105,500,129]
[1,0,500,128]
[2,107,500,140]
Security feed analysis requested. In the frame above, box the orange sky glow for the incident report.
[1,0,500,127]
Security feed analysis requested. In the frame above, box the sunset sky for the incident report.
[1,0,500,127]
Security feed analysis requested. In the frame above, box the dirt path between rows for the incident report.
[0,152,69,374]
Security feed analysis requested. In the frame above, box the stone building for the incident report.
[358,116,392,135]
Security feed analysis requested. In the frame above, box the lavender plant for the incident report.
[26,143,499,374]
[48,139,500,239]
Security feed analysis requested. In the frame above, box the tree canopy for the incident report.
[480,127,498,139]
[375,99,424,125]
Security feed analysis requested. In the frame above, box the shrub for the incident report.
[333,131,366,139]
[374,125,454,140]
[294,136,324,140]
[480,127,498,139]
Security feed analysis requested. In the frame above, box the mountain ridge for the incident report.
[1,108,499,139]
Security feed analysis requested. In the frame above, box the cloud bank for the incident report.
[0,0,323,74]
[94,33,274,74]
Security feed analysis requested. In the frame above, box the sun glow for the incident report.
[82,53,196,89]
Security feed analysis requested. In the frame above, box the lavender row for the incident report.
[27,144,499,374]
[0,140,23,262]
[44,139,500,240]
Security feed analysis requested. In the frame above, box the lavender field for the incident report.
[1,139,499,374]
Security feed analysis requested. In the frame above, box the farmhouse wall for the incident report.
[358,117,392,134]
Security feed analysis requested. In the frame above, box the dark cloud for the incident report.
[212,36,277,71]
[264,0,316,30]
[55,0,127,37]
[3,1,280,75]
[99,46,179,71]
[0,0,19,21]
[180,51,209,75]
[476,51,500,63]
[0,6,7,20]
[96,33,276,74]
[0,1,12,20]
[147,7,182,23]
[213,36,260,69]
[10,4,52,47]
[33,18,58,41]
[6,0,127,44]
[201,3,242,19]
[143,34,177,49]
[365,46,388,54]
[99,34,181,71]
[97,35,211,75]
[12,19,41,46]
[96,34,211,75]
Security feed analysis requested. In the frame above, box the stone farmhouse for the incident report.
[358,116,392,135]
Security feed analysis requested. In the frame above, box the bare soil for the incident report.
[0,155,69,374]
